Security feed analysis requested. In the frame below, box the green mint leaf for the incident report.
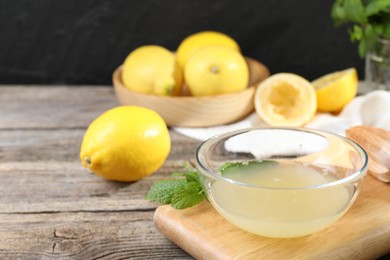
[217,161,241,173]
[146,179,186,204]
[344,0,367,24]
[365,24,378,53]
[384,5,390,13]
[171,182,205,209]
[171,172,185,177]
[184,171,200,183]
[384,23,390,38]
[358,36,367,57]
[183,164,200,183]
[350,25,363,41]
[331,0,390,57]
[373,23,385,35]
[146,163,205,209]
[171,164,200,184]
[365,0,390,17]
[356,23,378,57]
[331,0,348,25]
[218,160,278,175]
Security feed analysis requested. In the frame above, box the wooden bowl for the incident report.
[112,57,269,127]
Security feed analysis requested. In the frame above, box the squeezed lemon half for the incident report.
[254,73,317,126]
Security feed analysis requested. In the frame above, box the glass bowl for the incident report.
[196,127,368,238]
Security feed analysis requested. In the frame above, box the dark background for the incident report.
[0,0,364,85]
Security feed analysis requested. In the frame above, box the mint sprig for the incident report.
[146,160,277,209]
[217,160,277,175]
[146,164,205,209]
[331,0,390,57]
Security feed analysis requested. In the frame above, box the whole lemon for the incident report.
[176,31,240,69]
[122,45,183,96]
[184,45,249,96]
[80,106,171,182]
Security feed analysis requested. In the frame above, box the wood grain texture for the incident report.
[0,86,197,259]
[1,86,388,259]
[346,126,390,182]
[0,212,188,260]
[154,174,390,260]
[0,86,118,129]
[0,161,183,213]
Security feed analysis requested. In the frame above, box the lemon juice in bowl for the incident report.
[210,161,351,238]
[196,128,368,238]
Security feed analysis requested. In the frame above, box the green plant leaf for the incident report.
[381,13,390,39]
[365,0,390,16]
[146,179,186,204]
[147,161,277,210]
[171,182,205,209]
[373,23,385,35]
[331,0,348,25]
[384,5,390,12]
[383,23,390,38]
[331,0,390,58]
[358,37,367,57]
[344,0,367,24]
[357,24,378,57]
[218,160,278,175]
[350,25,363,41]
[146,164,205,209]
[365,24,379,52]
[184,170,200,184]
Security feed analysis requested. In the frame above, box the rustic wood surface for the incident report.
[0,86,198,259]
[1,86,389,260]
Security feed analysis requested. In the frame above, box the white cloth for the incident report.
[173,90,390,141]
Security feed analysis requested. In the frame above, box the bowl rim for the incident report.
[195,127,368,190]
[113,66,255,100]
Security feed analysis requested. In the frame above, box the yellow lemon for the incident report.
[184,46,249,96]
[313,68,358,112]
[254,73,317,126]
[122,45,182,96]
[177,31,240,69]
[80,106,171,182]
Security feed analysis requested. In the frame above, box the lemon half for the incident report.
[313,68,358,112]
[254,73,317,126]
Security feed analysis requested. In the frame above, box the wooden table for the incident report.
[0,86,198,259]
[1,86,389,259]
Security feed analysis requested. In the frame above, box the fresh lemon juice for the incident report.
[209,161,352,238]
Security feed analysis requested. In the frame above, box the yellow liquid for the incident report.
[209,161,352,238]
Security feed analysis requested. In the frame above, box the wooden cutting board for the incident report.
[154,174,390,259]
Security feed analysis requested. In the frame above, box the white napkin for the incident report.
[173,90,390,141]
[224,129,329,159]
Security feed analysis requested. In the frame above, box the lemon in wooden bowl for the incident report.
[176,30,241,70]
[113,57,269,128]
[121,45,183,96]
[184,46,249,97]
